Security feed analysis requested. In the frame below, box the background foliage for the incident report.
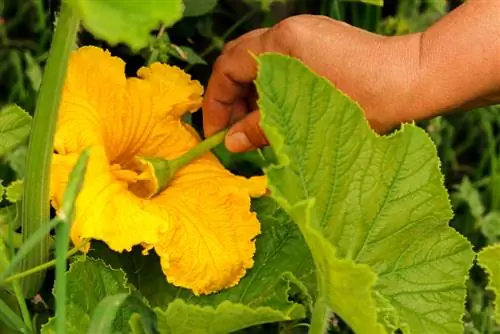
[0,0,498,333]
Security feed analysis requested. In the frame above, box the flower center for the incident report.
[110,157,158,199]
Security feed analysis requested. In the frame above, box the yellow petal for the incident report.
[151,157,266,295]
[51,146,168,252]
[124,78,200,161]
[137,63,204,118]
[55,47,204,165]
[54,46,126,156]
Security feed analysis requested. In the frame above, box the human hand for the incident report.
[202,15,424,152]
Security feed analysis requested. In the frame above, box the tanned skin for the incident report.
[202,0,500,152]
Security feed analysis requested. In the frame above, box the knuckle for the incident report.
[222,39,238,54]
[211,55,226,73]
[268,15,312,52]
[271,15,308,39]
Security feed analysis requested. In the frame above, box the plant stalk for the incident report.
[0,244,85,286]
[169,129,228,174]
[309,300,330,334]
[0,239,32,332]
[20,2,80,297]
[146,129,228,194]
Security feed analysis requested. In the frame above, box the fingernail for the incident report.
[225,132,252,152]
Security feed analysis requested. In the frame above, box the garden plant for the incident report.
[0,0,499,333]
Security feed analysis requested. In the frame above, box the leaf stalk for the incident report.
[19,1,80,296]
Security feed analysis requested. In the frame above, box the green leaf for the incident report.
[24,52,42,91]
[360,0,383,6]
[6,145,28,178]
[0,206,18,227]
[256,54,474,333]
[65,0,184,51]
[0,104,31,158]
[41,257,155,334]
[156,299,294,334]
[90,197,315,333]
[481,212,500,243]
[244,0,288,11]
[87,293,130,334]
[4,180,23,203]
[129,313,153,334]
[183,0,217,17]
[343,0,383,6]
[168,45,207,65]
[0,289,22,334]
[477,244,500,323]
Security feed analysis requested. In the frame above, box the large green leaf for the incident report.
[91,197,315,333]
[0,104,31,158]
[256,54,474,333]
[65,0,184,51]
[41,257,155,334]
[477,244,500,323]
[183,0,217,17]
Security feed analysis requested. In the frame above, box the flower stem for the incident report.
[20,2,79,297]
[169,129,228,174]
[145,129,228,194]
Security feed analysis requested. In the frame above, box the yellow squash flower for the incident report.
[50,46,267,295]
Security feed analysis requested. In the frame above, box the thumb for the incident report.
[224,110,269,152]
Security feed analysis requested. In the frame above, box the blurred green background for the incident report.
[0,0,498,333]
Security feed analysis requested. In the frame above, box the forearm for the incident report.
[416,0,500,119]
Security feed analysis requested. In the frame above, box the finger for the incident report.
[202,29,269,137]
[203,25,291,136]
[224,110,268,152]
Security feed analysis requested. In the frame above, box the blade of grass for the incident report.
[1,218,60,280]
[54,150,90,334]
[0,238,32,332]
[0,242,87,286]
[0,298,28,333]
[20,1,80,297]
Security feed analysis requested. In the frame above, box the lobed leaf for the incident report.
[4,180,23,203]
[256,53,474,333]
[90,197,315,333]
[0,104,31,158]
[477,244,500,323]
[41,257,155,334]
[65,0,184,51]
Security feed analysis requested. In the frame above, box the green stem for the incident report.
[0,245,83,286]
[170,129,228,174]
[146,129,228,194]
[184,8,257,71]
[20,2,79,297]
[2,219,60,281]
[309,300,330,334]
[147,24,166,65]
[55,221,71,333]
[329,0,343,21]
[11,282,33,332]
[0,298,28,333]
[0,239,32,332]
